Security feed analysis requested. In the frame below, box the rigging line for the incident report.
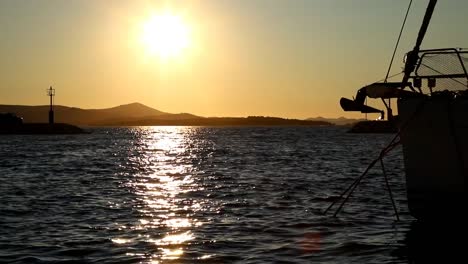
[385,0,413,83]
[380,157,400,221]
[325,98,428,218]
[324,132,401,216]
[376,72,404,84]
[331,140,401,218]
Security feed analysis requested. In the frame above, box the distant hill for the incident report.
[306,116,366,126]
[92,102,167,117]
[0,103,169,125]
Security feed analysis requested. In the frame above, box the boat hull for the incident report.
[398,96,467,219]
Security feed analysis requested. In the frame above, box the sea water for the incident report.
[0,126,426,263]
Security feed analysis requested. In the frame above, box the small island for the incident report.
[0,122,86,135]
[0,112,87,134]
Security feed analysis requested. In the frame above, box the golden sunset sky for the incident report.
[1,0,467,118]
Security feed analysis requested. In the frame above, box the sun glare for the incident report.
[141,13,190,60]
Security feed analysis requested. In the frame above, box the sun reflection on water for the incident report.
[113,127,208,262]
[150,231,195,246]
[111,238,131,244]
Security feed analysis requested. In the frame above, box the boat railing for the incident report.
[411,48,468,94]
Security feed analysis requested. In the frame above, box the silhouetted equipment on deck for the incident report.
[341,48,468,116]
[47,86,55,125]
[340,82,421,121]
[339,0,439,122]
[339,98,384,119]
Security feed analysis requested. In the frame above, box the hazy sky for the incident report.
[1,0,467,118]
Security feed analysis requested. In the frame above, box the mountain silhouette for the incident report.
[0,102,171,125]
[1,103,332,126]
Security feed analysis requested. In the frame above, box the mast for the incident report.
[402,0,438,88]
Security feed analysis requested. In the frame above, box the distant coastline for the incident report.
[98,116,332,127]
[0,102,364,127]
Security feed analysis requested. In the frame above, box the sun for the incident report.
[141,13,190,60]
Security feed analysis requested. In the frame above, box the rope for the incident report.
[324,96,428,220]
[322,136,400,216]
[383,0,413,120]
[380,157,400,221]
[371,71,404,85]
[325,135,401,218]
[385,0,413,82]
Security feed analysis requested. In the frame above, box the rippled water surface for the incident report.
[1,127,416,263]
